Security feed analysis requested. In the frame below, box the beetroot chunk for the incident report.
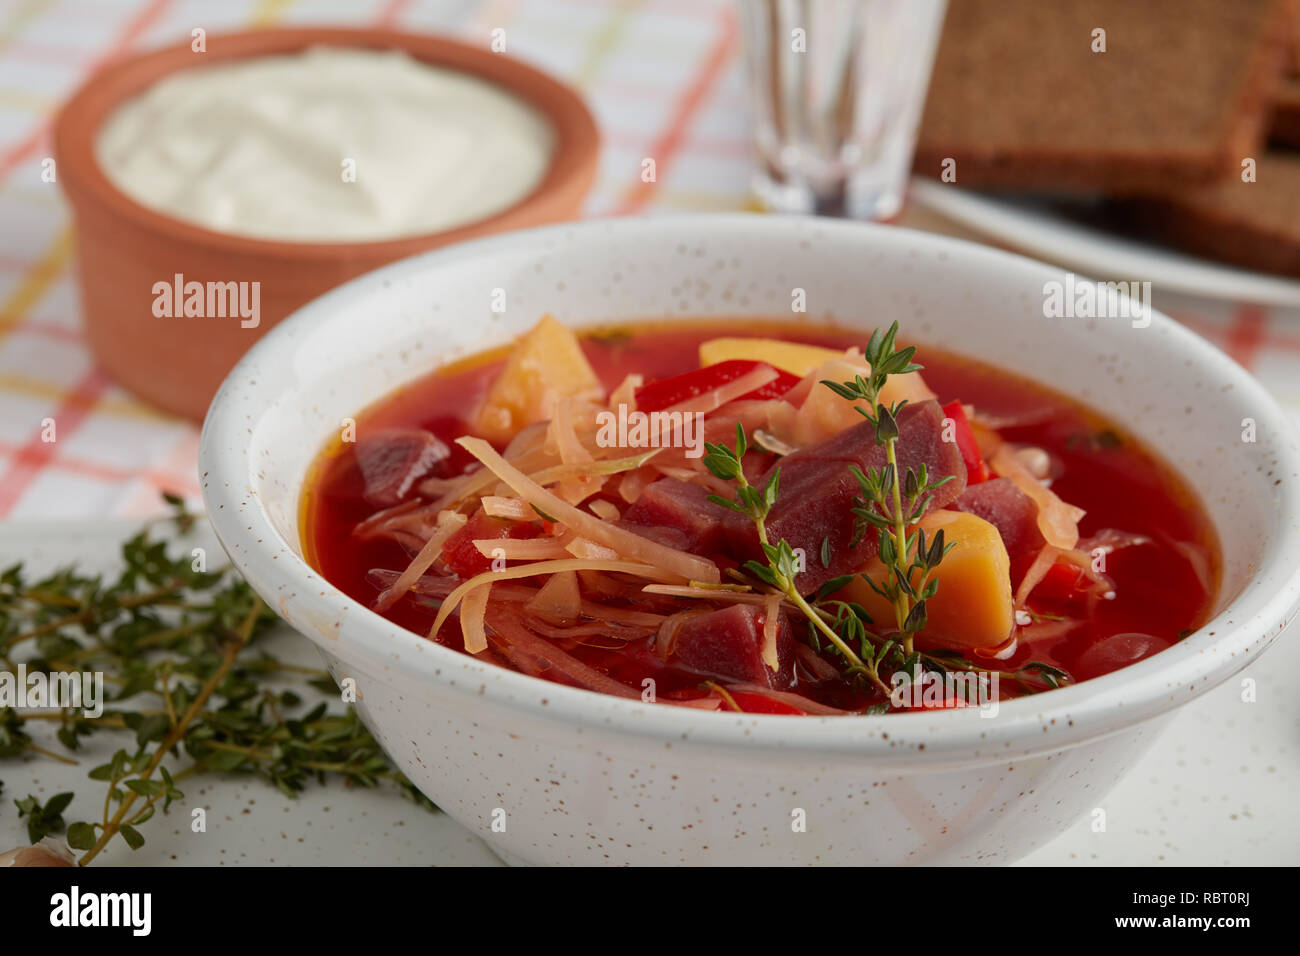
[620,477,741,554]
[356,429,449,507]
[732,399,967,594]
[953,476,1045,588]
[670,604,795,688]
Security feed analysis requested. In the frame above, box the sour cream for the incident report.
[95,47,555,242]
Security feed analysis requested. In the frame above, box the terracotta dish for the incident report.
[54,28,599,420]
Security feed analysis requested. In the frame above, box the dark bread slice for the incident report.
[1121,151,1300,276]
[915,0,1296,194]
[1271,76,1300,147]
[1292,5,1300,72]
[1273,7,1300,146]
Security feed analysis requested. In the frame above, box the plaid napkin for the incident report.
[0,0,1294,520]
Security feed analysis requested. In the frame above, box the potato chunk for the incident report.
[838,509,1014,651]
[699,337,844,376]
[700,338,935,403]
[472,315,603,444]
[769,355,937,447]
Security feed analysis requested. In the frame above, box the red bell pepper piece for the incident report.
[634,360,798,413]
[941,400,990,484]
[441,507,539,577]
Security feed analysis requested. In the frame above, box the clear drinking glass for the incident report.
[739,0,948,221]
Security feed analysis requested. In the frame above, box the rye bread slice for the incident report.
[1271,76,1300,147]
[1121,151,1300,276]
[915,0,1296,194]
[1292,5,1300,72]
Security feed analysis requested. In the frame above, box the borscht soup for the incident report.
[302,318,1219,715]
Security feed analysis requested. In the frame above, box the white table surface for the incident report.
[1,520,1295,866]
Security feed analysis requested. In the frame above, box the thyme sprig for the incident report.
[820,321,954,654]
[2,495,435,863]
[703,425,889,695]
[698,324,1072,706]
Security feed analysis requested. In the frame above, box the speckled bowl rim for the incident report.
[200,214,1300,765]
[53,26,599,257]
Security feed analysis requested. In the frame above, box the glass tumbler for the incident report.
[739,0,948,221]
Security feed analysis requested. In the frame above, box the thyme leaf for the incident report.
[1,494,436,864]
[821,321,955,655]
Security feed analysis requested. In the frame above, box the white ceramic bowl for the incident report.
[200,215,1300,865]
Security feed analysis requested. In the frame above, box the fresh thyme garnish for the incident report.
[588,327,633,346]
[820,321,954,655]
[1023,608,1068,624]
[698,323,1073,707]
[1015,660,1070,692]
[531,502,559,523]
[1,495,434,864]
[1065,428,1122,451]
[703,425,889,695]
[14,791,73,844]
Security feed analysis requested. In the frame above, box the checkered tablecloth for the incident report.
[1,0,1297,521]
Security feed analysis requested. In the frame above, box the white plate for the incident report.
[910,178,1300,308]
[0,519,501,867]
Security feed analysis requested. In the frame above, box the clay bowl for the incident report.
[53,27,598,421]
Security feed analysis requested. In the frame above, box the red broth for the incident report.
[302,320,1219,712]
